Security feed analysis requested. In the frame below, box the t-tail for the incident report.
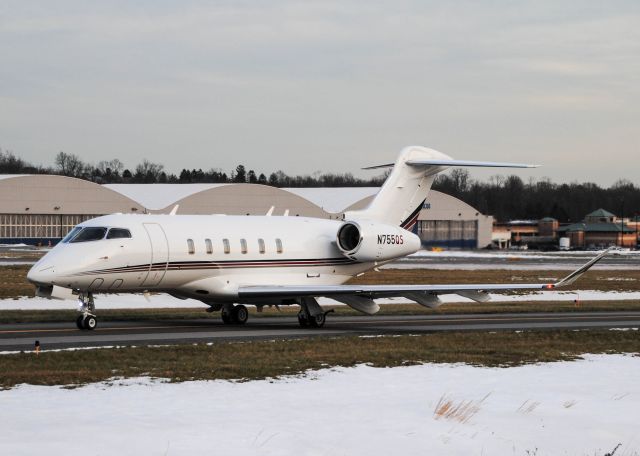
[344,145,538,230]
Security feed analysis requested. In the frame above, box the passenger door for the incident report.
[142,223,169,287]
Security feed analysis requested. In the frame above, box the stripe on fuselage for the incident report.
[75,257,358,276]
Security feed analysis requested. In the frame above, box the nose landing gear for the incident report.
[76,292,98,330]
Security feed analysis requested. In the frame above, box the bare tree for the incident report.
[55,151,85,176]
[134,159,164,182]
[96,159,124,176]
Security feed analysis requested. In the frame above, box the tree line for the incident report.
[0,149,386,187]
[2,148,638,222]
[434,169,640,223]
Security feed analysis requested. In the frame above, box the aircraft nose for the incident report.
[27,264,56,285]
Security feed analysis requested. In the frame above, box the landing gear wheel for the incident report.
[232,305,249,325]
[221,308,233,324]
[308,312,326,328]
[76,292,97,330]
[83,315,97,330]
[297,310,309,327]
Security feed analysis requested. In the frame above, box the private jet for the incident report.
[27,146,608,330]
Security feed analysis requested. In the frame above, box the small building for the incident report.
[492,220,539,247]
[538,217,559,237]
[558,209,636,249]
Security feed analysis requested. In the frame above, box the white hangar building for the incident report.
[0,175,493,249]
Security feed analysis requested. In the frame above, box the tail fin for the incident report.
[345,146,537,229]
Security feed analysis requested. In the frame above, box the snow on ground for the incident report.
[2,288,640,311]
[0,354,638,455]
[410,250,640,259]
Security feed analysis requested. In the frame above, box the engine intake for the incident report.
[337,222,361,252]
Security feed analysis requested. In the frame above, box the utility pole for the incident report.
[620,198,625,247]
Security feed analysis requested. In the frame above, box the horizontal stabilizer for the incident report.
[363,159,538,170]
[406,159,538,168]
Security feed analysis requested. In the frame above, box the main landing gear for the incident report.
[221,304,249,325]
[217,300,333,328]
[297,297,333,328]
[76,292,98,330]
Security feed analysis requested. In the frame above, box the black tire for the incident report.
[76,315,85,330]
[297,310,309,327]
[308,312,326,328]
[233,305,249,325]
[221,308,233,324]
[83,315,97,330]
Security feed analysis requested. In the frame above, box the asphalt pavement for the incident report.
[1,311,639,352]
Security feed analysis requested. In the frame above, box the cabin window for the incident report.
[205,238,213,254]
[240,238,248,254]
[70,227,107,243]
[275,238,283,253]
[187,239,195,254]
[107,228,132,239]
[223,238,230,254]
[258,238,265,254]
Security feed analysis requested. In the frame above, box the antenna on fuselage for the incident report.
[266,206,275,216]
[169,205,179,215]
[283,209,290,216]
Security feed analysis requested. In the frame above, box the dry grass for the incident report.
[1,329,639,389]
[0,266,35,298]
[434,393,490,423]
[349,268,640,293]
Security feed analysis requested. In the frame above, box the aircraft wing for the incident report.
[238,249,610,312]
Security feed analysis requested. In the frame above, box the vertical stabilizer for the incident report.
[344,146,450,229]
[345,145,537,230]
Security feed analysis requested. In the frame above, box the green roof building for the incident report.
[557,209,636,248]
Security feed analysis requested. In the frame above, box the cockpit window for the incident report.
[107,228,132,239]
[70,227,107,243]
[62,226,83,243]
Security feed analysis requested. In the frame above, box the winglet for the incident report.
[552,248,612,288]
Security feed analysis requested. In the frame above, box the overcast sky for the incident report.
[1,1,638,185]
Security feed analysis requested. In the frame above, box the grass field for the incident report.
[0,266,35,298]
[1,329,639,388]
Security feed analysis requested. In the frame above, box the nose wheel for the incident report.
[76,292,98,330]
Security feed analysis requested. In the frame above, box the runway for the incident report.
[2,311,640,351]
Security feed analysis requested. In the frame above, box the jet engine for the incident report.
[336,220,421,262]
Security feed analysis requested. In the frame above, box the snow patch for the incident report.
[0,354,638,455]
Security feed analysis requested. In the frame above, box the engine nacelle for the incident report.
[336,220,421,262]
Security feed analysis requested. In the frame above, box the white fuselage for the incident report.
[28,213,420,304]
